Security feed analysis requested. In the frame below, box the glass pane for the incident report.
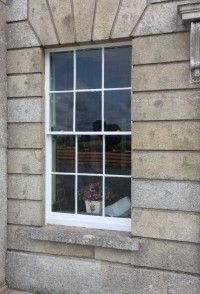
[52,136,75,173]
[105,135,131,175]
[104,46,131,88]
[76,49,102,89]
[50,52,74,91]
[105,177,131,218]
[50,93,73,131]
[78,176,103,215]
[76,92,102,131]
[52,175,75,213]
[78,135,103,174]
[104,90,131,131]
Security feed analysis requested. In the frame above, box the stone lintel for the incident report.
[178,3,200,23]
[31,226,139,252]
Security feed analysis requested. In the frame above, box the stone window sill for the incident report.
[31,225,139,252]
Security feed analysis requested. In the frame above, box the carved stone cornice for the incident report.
[178,3,200,23]
[190,22,200,83]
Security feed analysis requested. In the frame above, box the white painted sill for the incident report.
[31,225,139,252]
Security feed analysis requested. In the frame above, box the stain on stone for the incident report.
[22,164,30,173]
[154,100,163,107]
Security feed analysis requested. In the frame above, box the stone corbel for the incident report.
[178,3,200,83]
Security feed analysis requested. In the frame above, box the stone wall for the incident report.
[5,0,200,293]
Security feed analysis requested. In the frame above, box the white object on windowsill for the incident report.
[105,196,131,217]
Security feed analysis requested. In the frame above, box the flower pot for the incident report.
[85,200,102,215]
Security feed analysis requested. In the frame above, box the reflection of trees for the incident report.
[92,120,121,132]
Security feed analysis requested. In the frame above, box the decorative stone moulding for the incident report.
[179,3,200,83]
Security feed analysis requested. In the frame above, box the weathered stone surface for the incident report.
[95,247,131,264]
[8,290,33,294]
[8,175,42,201]
[132,121,200,150]
[112,0,146,38]
[131,238,200,274]
[7,22,40,49]
[133,151,200,181]
[8,98,42,123]
[7,252,200,294]
[8,149,42,174]
[133,32,190,64]
[8,200,42,226]
[133,62,200,91]
[31,226,139,251]
[48,0,74,44]
[8,123,42,148]
[132,179,200,212]
[73,0,95,42]
[132,90,200,121]
[29,0,58,46]
[132,209,200,243]
[8,225,94,259]
[7,0,27,22]
[93,0,120,41]
[7,48,43,74]
[8,74,42,97]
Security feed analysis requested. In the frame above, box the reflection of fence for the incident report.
[57,148,131,167]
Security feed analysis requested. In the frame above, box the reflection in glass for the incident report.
[78,135,103,174]
[50,93,73,131]
[105,136,131,175]
[52,136,75,173]
[105,177,131,218]
[104,46,131,88]
[50,51,73,91]
[104,90,131,131]
[52,175,75,213]
[76,92,101,131]
[78,176,103,215]
[76,49,102,89]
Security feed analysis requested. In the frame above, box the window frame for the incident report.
[45,42,132,232]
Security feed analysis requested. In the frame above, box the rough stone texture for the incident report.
[131,238,200,274]
[132,209,200,243]
[8,200,42,226]
[48,0,75,44]
[7,252,200,294]
[132,90,200,121]
[93,0,120,41]
[7,0,27,22]
[112,0,146,38]
[8,149,42,175]
[8,124,42,148]
[133,62,200,92]
[31,226,139,251]
[8,225,94,259]
[73,0,95,43]
[29,0,58,46]
[132,179,200,212]
[7,48,43,74]
[8,74,42,98]
[8,175,42,201]
[7,22,40,49]
[132,121,200,150]
[132,151,200,181]
[95,247,131,264]
[8,98,42,123]
[133,32,190,64]
[8,291,33,294]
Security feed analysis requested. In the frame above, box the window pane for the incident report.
[78,176,103,215]
[78,135,103,174]
[105,135,131,175]
[50,93,73,131]
[52,175,75,213]
[104,90,131,131]
[50,51,73,91]
[76,92,102,131]
[76,49,102,89]
[104,46,131,88]
[105,177,131,218]
[52,136,75,173]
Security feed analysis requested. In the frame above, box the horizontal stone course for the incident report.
[95,247,131,264]
[132,179,200,212]
[132,151,200,181]
[132,208,200,243]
